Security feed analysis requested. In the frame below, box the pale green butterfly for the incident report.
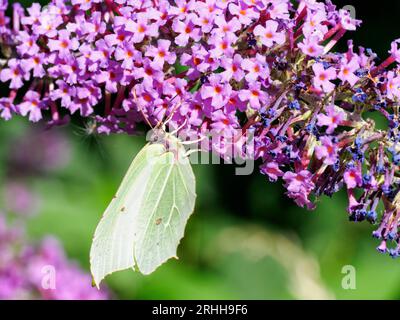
[90,100,199,288]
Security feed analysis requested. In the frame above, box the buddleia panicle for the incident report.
[1,0,400,257]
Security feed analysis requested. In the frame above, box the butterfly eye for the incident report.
[150,129,166,144]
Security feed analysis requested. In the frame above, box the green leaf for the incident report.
[90,140,196,287]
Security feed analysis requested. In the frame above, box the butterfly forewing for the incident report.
[134,146,196,275]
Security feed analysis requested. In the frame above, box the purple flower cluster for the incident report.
[0,214,110,299]
[0,126,108,299]
[1,0,400,257]
[3,126,71,216]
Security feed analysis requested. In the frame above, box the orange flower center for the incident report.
[61,40,69,49]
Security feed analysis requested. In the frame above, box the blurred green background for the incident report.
[2,0,400,300]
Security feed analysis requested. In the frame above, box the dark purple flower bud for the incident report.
[305,123,318,136]
[377,241,388,253]
[393,154,400,165]
[333,160,340,172]
[322,61,331,69]
[376,164,386,174]
[277,135,287,142]
[349,209,366,222]
[366,210,378,224]
[389,248,400,259]
[352,89,367,103]
[362,174,372,185]
[200,75,208,84]
[288,100,301,110]
[373,230,383,240]
[355,68,368,77]
[387,230,398,241]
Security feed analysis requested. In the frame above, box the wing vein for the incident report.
[137,161,174,250]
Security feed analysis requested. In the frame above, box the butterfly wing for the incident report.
[90,141,197,286]
[134,144,196,275]
[90,143,165,287]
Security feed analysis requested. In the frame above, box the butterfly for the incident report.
[90,94,202,288]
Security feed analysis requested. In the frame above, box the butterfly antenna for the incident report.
[155,94,180,130]
[170,118,187,136]
[185,148,202,157]
[181,135,207,145]
[133,89,153,129]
